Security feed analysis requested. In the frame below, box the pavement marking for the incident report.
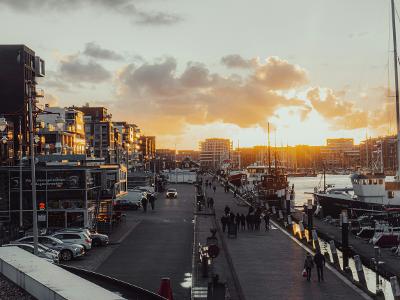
[270,219,373,300]
[116,219,142,244]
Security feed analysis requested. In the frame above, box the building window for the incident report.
[388,191,395,199]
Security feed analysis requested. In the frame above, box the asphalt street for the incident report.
[96,184,195,300]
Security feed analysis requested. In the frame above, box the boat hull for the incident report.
[314,194,400,218]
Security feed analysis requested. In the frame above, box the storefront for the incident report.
[0,166,102,230]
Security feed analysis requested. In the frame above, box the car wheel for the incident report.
[61,250,73,261]
[92,238,101,247]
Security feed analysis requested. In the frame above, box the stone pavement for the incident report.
[206,181,371,300]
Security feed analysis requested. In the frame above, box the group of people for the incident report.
[303,250,326,282]
[205,179,217,193]
[141,193,156,213]
[220,205,271,233]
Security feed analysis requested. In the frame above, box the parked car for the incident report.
[166,188,178,198]
[2,243,59,263]
[115,190,146,210]
[56,228,109,247]
[15,235,84,261]
[134,186,157,198]
[52,232,92,250]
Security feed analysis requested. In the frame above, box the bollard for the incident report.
[390,276,400,300]
[329,240,341,269]
[278,210,283,220]
[341,210,349,269]
[354,255,367,288]
[344,266,353,280]
[307,199,313,232]
[312,229,320,251]
[323,252,331,263]
[158,277,174,300]
[298,221,305,239]
[287,215,293,231]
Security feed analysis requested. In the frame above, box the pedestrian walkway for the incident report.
[209,180,370,300]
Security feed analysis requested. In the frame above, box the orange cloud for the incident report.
[113,56,310,134]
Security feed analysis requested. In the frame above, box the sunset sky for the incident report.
[0,0,397,149]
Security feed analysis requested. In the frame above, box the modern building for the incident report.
[0,44,45,164]
[156,149,176,170]
[360,135,397,173]
[138,136,156,170]
[321,138,359,170]
[78,106,117,163]
[199,138,232,170]
[37,107,86,155]
[113,122,141,170]
[176,150,200,162]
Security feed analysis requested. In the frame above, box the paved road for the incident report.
[207,180,370,300]
[96,184,195,300]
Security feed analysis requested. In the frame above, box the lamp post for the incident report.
[26,82,39,255]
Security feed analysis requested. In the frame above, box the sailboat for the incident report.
[314,0,400,218]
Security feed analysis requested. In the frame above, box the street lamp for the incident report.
[26,80,39,255]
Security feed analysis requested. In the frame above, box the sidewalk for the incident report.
[207,183,369,300]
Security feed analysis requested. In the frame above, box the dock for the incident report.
[204,178,370,300]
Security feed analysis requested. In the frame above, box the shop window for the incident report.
[67,212,84,228]
[388,191,395,199]
[48,212,65,228]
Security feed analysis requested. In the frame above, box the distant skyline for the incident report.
[0,0,398,149]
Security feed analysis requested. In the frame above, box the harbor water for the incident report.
[289,174,352,206]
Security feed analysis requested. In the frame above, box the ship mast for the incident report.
[268,122,271,172]
[391,0,400,179]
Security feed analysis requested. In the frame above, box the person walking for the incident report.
[221,215,227,232]
[149,194,155,211]
[233,190,237,198]
[209,197,214,209]
[209,182,212,189]
[314,250,326,282]
[246,214,251,230]
[213,185,216,193]
[235,213,241,231]
[224,205,230,216]
[263,213,270,231]
[141,196,148,213]
[304,253,314,282]
[240,214,246,230]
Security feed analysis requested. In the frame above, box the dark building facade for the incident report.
[0,45,45,163]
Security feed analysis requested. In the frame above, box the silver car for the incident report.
[56,228,109,247]
[16,235,85,261]
[2,243,59,263]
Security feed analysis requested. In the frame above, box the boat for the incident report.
[314,0,400,218]
[227,170,246,186]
